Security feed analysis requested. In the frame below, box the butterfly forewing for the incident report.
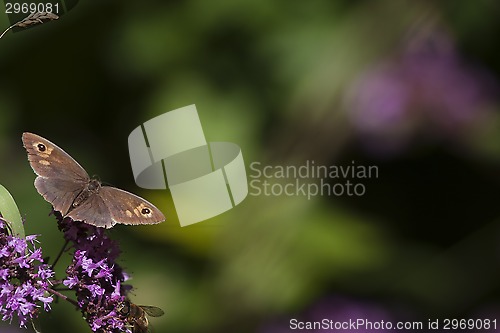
[99,187,165,225]
[23,132,90,215]
[22,132,90,182]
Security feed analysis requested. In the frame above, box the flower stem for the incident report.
[51,239,69,270]
[46,287,79,308]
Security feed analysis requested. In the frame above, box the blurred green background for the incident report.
[1,0,500,332]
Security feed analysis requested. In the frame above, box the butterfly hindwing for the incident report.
[68,194,115,228]
[34,177,87,215]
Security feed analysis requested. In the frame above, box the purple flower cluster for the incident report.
[0,218,54,328]
[56,212,132,333]
[0,204,142,333]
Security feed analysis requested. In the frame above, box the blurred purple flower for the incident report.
[347,31,498,154]
[56,212,132,333]
[260,296,398,333]
[0,218,54,328]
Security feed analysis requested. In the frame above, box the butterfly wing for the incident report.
[98,187,165,226]
[67,193,116,228]
[22,132,90,215]
[34,177,87,216]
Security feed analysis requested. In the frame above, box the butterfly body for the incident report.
[22,132,165,228]
[72,179,100,208]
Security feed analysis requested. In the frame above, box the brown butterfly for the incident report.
[22,132,165,228]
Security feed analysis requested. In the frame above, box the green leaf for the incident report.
[0,184,25,238]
